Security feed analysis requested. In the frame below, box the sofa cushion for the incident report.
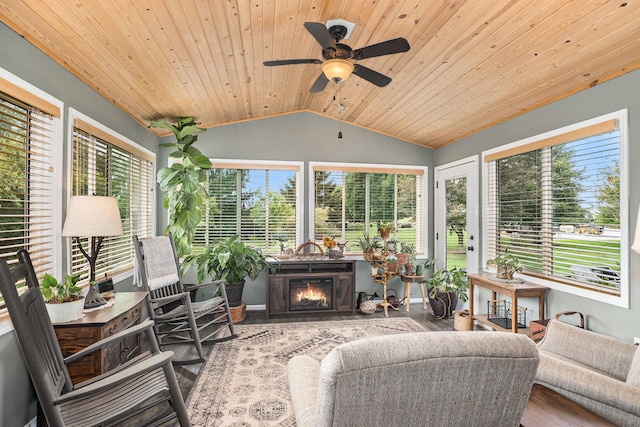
[627,347,640,387]
[538,320,637,380]
[537,351,640,416]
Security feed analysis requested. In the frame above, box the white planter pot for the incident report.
[45,298,85,323]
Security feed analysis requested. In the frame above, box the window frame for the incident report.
[481,109,629,308]
[309,161,429,258]
[197,158,304,254]
[66,108,156,283]
[0,67,63,331]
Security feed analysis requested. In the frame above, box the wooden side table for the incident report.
[467,272,549,333]
[53,291,147,384]
[400,274,426,311]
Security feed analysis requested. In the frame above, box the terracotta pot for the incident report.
[379,228,391,239]
[397,253,408,265]
[404,262,415,275]
[363,249,375,261]
[388,262,398,273]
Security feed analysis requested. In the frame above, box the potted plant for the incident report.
[41,272,85,323]
[398,242,416,273]
[387,255,399,273]
[151,117,211,257]
[397,241,415,266]
[385,238,398,253]
[377,221,395,239]
[486,251,522,280]
[422,259,469,319]
[181,235,274,307]
[358,232,381,261]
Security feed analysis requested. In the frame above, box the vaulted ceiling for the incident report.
[1,1,639,149]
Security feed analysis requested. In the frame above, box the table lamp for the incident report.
[62,195,123,308]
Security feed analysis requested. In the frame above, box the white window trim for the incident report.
[207,158,305,248]
[308,161,429,259]
[481,109,629,308]
[67,108,156,282]
[0,67,64,335]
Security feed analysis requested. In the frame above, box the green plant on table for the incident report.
[486,250,522,280]
[41,272,83,304]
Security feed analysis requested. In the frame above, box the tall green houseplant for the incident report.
[151,117,211,257]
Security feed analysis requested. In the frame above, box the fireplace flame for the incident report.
[296,283,328,305]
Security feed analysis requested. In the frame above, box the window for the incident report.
[69,110,154,282]
[0,73,62,310]
[195,160,303,255]
[483,110,628,306]
[310,162,427,255]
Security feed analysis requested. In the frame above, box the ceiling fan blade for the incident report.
[264,59,322,66]
[310,73,329,93]
[352,64,392,87]
[353,38,410,60]
[304,22,337,52]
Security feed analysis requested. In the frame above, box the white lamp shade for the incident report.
[321,59,354,82]
[62,196,123,237]
[632,207,640,253]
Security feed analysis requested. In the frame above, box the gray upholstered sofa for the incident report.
[535,319,640,426]
[288,331,538,427]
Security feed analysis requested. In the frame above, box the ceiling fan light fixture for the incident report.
[321,59,354,83]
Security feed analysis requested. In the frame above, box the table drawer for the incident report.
[529,319,549,343]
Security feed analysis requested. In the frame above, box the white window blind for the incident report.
[312,163,425,255]
[71,123,154,282]
[196,161,301,255]
[485,118,623,294]
[0,92,57,306]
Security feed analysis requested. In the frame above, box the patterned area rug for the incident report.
[186,318,428,426]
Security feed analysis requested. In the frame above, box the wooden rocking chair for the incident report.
[0,249,191,426]
[133,234,236,364]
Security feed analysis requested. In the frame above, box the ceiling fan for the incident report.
[264,21,410,93]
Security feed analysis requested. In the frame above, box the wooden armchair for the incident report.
[0,249,191,426]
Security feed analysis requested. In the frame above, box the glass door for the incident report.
[434,156,479,274]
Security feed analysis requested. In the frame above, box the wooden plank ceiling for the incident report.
[1,1,639,149]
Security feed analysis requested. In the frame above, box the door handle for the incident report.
[467,246,474,251]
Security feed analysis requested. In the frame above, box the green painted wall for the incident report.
[435,68,640,342]
[160,112,435,304]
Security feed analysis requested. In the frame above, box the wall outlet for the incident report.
[634,337,640,346]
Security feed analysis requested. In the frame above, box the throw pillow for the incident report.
[627,347,640,387]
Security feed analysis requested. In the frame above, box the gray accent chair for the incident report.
[288,330,539,427]
[535,319,640,426]
[133,234,236,364]
[0,249,191,427]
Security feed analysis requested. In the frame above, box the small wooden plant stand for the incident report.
[370,236,398,317]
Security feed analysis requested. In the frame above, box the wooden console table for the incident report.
[266,259,355,318]
[53,291,147,384]
[467,272,549,333]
